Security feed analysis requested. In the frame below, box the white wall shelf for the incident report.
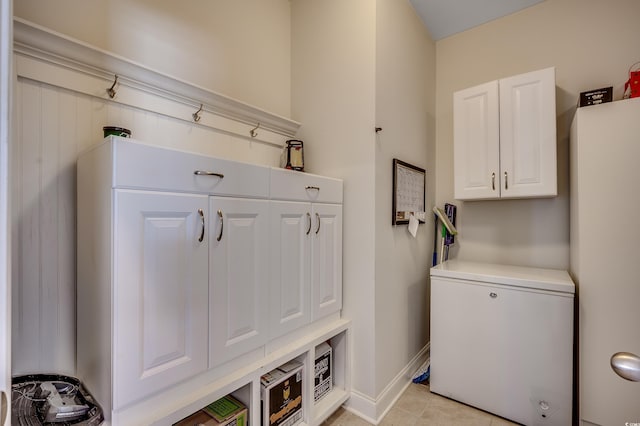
[13,18,300,146]
[163,321,351,426]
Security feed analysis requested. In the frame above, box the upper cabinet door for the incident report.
[113,190,209,408]
[453,80,501,200]
[499,67,557,198]
[209,197,269,368]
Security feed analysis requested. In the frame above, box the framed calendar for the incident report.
[392,158,425,225]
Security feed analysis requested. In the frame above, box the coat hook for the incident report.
[107,75,118,99]
[192,104,203,122]
[375,127,383,133]
[250,122,260,138]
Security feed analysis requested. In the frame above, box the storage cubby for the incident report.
[310,329,350,425]
[145,320,349,426]
[173,385,250,426]
[230,384,252,419]
[261,357,306,426]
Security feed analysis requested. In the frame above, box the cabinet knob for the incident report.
[489,292,498,298]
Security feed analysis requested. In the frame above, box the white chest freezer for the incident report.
[430,260,574,425]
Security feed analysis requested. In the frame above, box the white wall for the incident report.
[374,0,434,397]
[291,0,378,400]
[14,0,292,117]
[16,0,434,416]
[292,0,435,420]
[435,0,640,270]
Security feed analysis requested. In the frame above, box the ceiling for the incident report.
[409,0,545,40]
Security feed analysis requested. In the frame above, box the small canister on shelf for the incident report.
[103,126,131,138]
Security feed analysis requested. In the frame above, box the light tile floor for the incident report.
[322,383,518,426]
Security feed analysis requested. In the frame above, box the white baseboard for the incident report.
[344,343,430,425]
[343,390,378,425]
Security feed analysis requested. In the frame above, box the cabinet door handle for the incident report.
[315,212,321,234]
[489,292,498,298]
[198,209,205,242]
[504,171,508,190]
[216,209,224,241]
[306,212,311,235]
[305,185,320,191]
[194,170,224,179]
[491,172,496,191]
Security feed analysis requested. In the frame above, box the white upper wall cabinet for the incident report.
[454,67,557,200]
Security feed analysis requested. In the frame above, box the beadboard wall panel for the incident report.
[13,79,94,374]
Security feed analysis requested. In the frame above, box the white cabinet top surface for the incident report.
[82,136,342,201]
[431,260,574,294]
[91,136,270,197]
[270,167,343,203]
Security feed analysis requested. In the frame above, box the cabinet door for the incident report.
[453,80,500,200]
[269,201,311,339]
[499,67,557,198]
[311,203,343,320]
[113,190,208,408]
[431,277,573,425]
[209,197,269,367]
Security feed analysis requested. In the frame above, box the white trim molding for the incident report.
[345,343,430,425]
[12,18,300,147]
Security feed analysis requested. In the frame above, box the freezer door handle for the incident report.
[611,352,640,381]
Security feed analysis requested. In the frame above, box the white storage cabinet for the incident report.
[269,168,343,340]
[77,137,272,411]
[430,260,574,425]
[77,136,347,424]
[78,139,210,412]
[453,67,557,200]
